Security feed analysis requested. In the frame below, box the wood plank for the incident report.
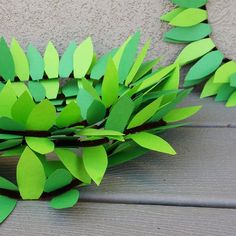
[2,202,236,236]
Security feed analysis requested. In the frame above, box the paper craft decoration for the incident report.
[161,0,236,107]
[0,32,201,223]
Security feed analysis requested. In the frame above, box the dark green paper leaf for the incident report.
[0,195,17,224]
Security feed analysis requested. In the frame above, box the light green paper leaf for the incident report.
[83,145,108,185]
[0,195,17,224]
[26,137,54,154]
[129,132,176,155]
[200,77,222,98]
[161,7,185,22]
[17,147,46,199]
[81,78,100,100]
[77,128,123,137]
[226,91,236,107]
[40,79,59,99]
[0,177,18,191]
[11,82,29,97]
[214,61,236,83]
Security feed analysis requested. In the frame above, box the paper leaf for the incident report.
[11,82,29,97]
[62,80,78,97]
[129,132,176,155]
[215,84,234,102]
[160,7,185,22]
[0,139,22,151]
[49,189,80,209]
[214,61,236,83]
[0,37,15,81]
[77,128,123,137]
[55,148,91,184]
[27,44,44,81]
[171,0,207,8]
[0,177,18,191]
[44,41,59,79]
[26,137,54,154]
[105,95,134,132]
[0,195,17,224]
[10,38,29,81]
[87,100,106,124]
[230,74,236,88]
[81,78,100,100]
[163,106,201,123]
[175,38,215,66]
[1,146,24,157]
[28,81,46,102]
[127,96,163,129]
[185,50,224,82]
[200,77,222,98]
[83,145,108,185]
[73,37,94,78]
[11,91,35,125]
[44,169,73,193]
[26,99,56,131]
[0,117,25,131]
[17,147,46,199]
[170,9,207,27]
[59,41,77,78]
[56,101,82,128]
[225,91,236,107]
[40,79,59,99]
[102,58,119,108]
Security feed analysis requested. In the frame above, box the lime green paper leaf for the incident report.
[230,74,236,88]
[102,58,119,108]
[160,7,185,22]
[26,99,56,131]
[26,137,54,154]
[44,41,59,79]
[201,77,222,98]
[175,38,215,66]
[171,0,207,8]
[56,101,82,128]
[11,82,29,97]
[28,81,46,102]
[27,44,44,81]
[40,79,59,99]
[49,189,80,209]
[55,148,91,184]
[0,195,17,224]
[0,81,17,118]
[83,145,108,185]
[105,95,134,132]
[77,128,123,137]
[214,61,236,83]
[170,8,207,27]
[226,91,236,107]
[59,41,77,78]
[10,38,29,81]
[0,37,15,81]
[82,78,100,100]
[127,96,163,129]
[129,132,176,155]
[17,147,46,199]
[73,37,94,78]
[215,84,235,102]
[163,106,201,123]
[0,177,18,191]
[12,91,35,125]
[44,169,73,193]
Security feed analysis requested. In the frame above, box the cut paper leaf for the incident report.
[26,99,56,131]
[81,78,100,100]
[87,100,106,124]
[44,169,73,193]
[215,84,235,102]
[0,177,18,191]
[77,128,123,137]
[27,44,44,81]
[40,79,60,99]
[170,8,207,27]
[0,117,25,131]
[55,148,91,184]
[44,41,59,79]
[28,81,46,102]
[230,74,236,88]
[62,79,78,97]
[17,147,46,199]
[26,137,54,154]
[0,195,17,224]
[226,91,236,107]
[200,77,222,98]
[171,0,207,8]
[0,139,22,151]
[49,189,80,209]
[11,82,29,97]
[10,38,29,81]
[83,145,108,185]
[214,61,236,83]
[129,132,176,155]
[0,37,15,81]
[73,37,93,78]
[163,106,201,123]
[160,7,185,22]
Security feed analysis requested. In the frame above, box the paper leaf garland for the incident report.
[161,0,236,107]
[0,33,200,223]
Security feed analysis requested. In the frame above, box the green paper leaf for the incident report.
[11,82,29,97]
[27,44,44,81]
[175,38,215,66]
[44,41,59,79]
[59,41,77,78]
[214,61,236,83]
[12,91,35,125]
[230,74,236,88]
[49,189,80,209]
[0,117,25,131]
[17,147,46,199]
[1,146,25,157]
[28,81,46,102]
[0,139,22,151]
[0,177,18,191]
[40,79,60,99]
[215,84,235,102]
[200,77,222,98]
[10,38,29,81]
[26,137,54,154]
[102,58,119,108]
[26,99,56,131]
[87,100,106,124]
[0,37,15,81]
[81,78,100,100]
[161,7,185,22]
[44,169,73,193]
[171,0,207,8]
[226,91,236,107]
[55,148,91,184]
[170,8,207,27]
[105,95,134,132]
[163,106,201,123]
[62,80,78,97]
[0,195,17,224]
[73,37,94,78]
[83,145,108,185]
[77,89,94,118]
[129,132,176,155]
[77,128,123,137]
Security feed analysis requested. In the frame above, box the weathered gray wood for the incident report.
[1,202,236,236]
